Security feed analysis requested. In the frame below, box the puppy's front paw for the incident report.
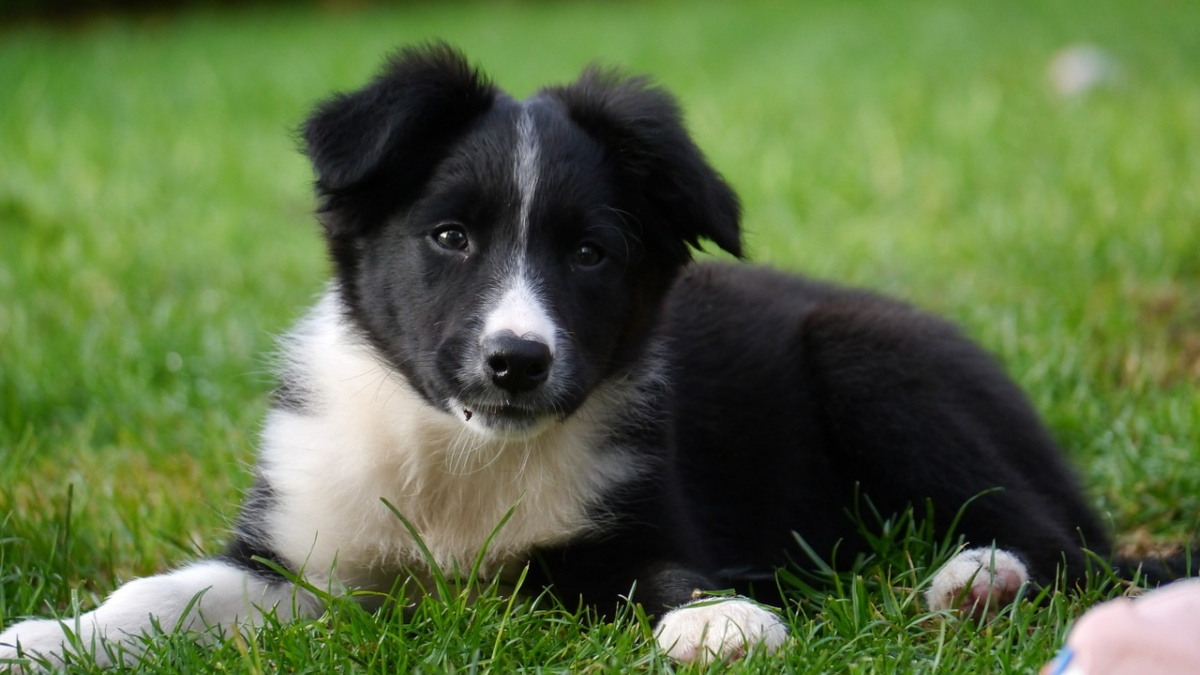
[654,597,787,664]
[0,618,79,671]
[926,547,1028,619]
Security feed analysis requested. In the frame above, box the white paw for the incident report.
[926,547,1028,618]
[0,617,92,671]
[654,597,788,664]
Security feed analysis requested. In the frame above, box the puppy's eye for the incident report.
[572,242,605,268]
[433,224,469,251]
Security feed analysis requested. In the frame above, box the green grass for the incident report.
[1,0,1199,671]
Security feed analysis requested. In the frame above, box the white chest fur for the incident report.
[258,291,644,592]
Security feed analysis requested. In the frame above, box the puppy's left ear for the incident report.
[544,68,742,261]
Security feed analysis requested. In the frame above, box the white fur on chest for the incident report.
[259,291,643,592]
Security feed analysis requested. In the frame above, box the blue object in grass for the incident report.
[1045,647,1075,675]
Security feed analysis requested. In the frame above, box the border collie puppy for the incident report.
[0,44,1185,668]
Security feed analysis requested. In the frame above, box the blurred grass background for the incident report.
[1,0,1198,672]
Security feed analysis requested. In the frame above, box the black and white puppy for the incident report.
[0,44,1178,668]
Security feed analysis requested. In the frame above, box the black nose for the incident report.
[484,332,553,394]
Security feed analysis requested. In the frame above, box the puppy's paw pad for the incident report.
[654,597,787,664]
[926,547,1028,618]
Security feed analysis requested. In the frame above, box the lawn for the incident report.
[1,0,1198,672]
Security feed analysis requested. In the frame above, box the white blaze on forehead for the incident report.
[514,105,540,250]
[479,104,557,352]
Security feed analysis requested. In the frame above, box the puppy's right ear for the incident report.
[302,43,496,239]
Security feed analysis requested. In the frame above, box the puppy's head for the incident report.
[303,43,740,438]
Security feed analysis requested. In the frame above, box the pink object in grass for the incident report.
[1042,579,1200,675]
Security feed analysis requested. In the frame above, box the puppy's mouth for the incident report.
[462,403,538,422]
[452,398,558,436]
